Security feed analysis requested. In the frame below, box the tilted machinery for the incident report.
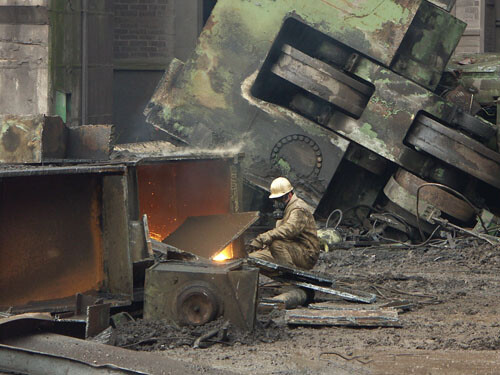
[146,0,500,233]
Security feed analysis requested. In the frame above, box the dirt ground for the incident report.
[115,238,500,374]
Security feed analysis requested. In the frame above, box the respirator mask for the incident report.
[272,197,287,220]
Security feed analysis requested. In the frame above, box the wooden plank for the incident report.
[286,307,400,327]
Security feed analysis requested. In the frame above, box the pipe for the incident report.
[81,0,88,125]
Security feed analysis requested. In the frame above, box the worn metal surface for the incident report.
[0,332,234,375]
[286,307,400,327]
[394,168,475,222]
[144,261,259,331]
[0,173,104,308]
[325,56,455,176]
[390,1,465,90]
[85,303,111,338]
[0,115,66,163]
[384,175,441,224]
[146,0,427,205]
[102,175,133,296]
[163,212,259,259]
[176,281,220,325]
[67,125,114,160]
[0,164,126,178]
[0,167,133,311]
[407,114,500,189]
[451,111,497,142]
[135,159,238,242]
[271,44,372,118]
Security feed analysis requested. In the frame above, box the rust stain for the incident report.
[203,13,218,33]
[319,0,350,13]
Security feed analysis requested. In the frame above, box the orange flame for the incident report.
[150,231,164,241]
[212,243,233,262]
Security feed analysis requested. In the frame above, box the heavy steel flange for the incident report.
[176,282,220,326]
[407,114,500,189]
[271,44,372,118]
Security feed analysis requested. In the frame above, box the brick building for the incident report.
[0,0,497,143]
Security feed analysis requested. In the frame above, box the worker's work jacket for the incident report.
[258,194,320,257]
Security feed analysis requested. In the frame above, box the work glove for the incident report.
[255,232,273,246]
[247,238,264,252]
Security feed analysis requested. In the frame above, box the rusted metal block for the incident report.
[0,115,66,163]
[286,306,400,327]
[67,125,114,160]
[144,261,259,331]
[390,1,465,90]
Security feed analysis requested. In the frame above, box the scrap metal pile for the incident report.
[146,0,500,243]
[2,0,500,373]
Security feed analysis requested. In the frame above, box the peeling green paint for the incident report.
[360,123,378,139]
[146,0,466,206]
[276,158,291,174]
[173,122,193,137]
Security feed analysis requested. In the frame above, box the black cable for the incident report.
[325,209,343,229]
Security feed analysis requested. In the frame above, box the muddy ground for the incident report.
[114,238,500,374]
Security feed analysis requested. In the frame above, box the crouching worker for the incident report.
[249,177,320,270]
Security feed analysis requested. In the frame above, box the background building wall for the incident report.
[0,0,50,115]
[112,0,209,144]
[453,0,500,54]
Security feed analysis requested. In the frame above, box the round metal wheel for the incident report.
[176,282,220,326]
[394,169,474,223]
[407,114,500,189]
[271,44,372,118]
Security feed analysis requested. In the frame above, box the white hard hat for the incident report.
[269,177,293,199]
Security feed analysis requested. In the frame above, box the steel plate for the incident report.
[162,212,259,259]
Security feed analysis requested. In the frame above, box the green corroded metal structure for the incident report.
[146,0,498,213]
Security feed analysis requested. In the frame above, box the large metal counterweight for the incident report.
[146,0,500,230]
